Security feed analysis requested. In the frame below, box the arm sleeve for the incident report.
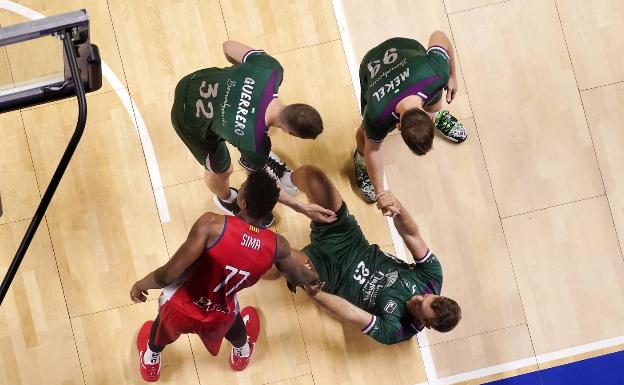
[362,112,390,143]
[426,46,451,83]
[413,251,443,294]
[243,50,284,93]
[363,312,412,345]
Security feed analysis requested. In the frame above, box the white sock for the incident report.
[222,189,237,203]
[143,345,161,365]
[233,341,250,357]
[354,150,365,165]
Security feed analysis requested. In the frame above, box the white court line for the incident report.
[332,1,437,384]
[0,0,170,223]
[414,334,624,385]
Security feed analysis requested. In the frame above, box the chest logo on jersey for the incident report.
[234,77,256,136]
[193,297,230,314]
[384,300,398,314]
[372,68,410,102]
[241,233,261,251]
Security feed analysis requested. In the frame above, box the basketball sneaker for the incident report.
[137,321,160,382]
[434,110,467,143]
[353,150,377,203]
[230,306,261,371]
[213,188,240,216]
[265,152,299,196]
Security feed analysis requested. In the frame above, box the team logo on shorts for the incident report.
[384,300,398,314]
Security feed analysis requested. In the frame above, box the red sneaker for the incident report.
[229,307,260,371]
[137,321,160,382]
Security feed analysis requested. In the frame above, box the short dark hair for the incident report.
[243,171,280,219]
[281,103,323,139]
[400,108,434,155]
[429,296,461,333]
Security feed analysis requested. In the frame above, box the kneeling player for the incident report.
[287,166,461,344]
[130,171,321,381]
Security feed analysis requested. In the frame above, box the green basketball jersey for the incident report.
[338,246,443,345]
[359,37,451,142]
[172,50,284,169]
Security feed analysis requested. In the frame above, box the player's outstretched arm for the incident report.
[129,213,222,302]
[223,40,257,65]
[363,137,399,217]
[306,289,373,331]
[277,189,337,223]
[377,192,429,261]
[274,234,321,286]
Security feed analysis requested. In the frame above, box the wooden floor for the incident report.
[1,0,624,384]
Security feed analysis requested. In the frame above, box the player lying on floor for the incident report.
[285,165,461,344]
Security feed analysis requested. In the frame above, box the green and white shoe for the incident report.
[435,110,467,143]
[353,150,377,203]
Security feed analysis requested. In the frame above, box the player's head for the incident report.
[280,103,323,139]
[398,108,434,156]
[406,294,461,333]
[237,171,280,220]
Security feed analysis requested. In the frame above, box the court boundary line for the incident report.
[0,0,170,223]
[331,1,437,383]
[331,1,624,385]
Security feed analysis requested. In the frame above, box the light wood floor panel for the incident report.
[0,111,40,224]
[0,0,126,95]
[449,0,604,217]
[556,0,624,90]
[293,291,427,385]
[502,197,624,355]
[383,119,525,345]
[0,46,13,90]
[192,279,311,385]
[341,0,472,121]
[221,0,339,54]
[0,220,83,385]
[20,92,169,317]
[108,0,229,187]
[443,0,507,14]
[429,324,535,379]
[582,83,624,254]
[271,41,392,249]
[72,300,200,385]
[271,374,315,385]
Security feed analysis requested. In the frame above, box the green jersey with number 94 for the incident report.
[359,37,451,142]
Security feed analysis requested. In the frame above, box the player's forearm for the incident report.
[312,292,370,328]
[393,203,420,237]
[363,142,386,194]
[278,189,305,213]
[136,270,167,291]
[285,264,320,287]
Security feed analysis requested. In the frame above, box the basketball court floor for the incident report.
[1,0,624,384]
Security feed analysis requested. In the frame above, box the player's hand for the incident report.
[304,281,325,297]
[302,203,337,223]
[376,190,400,217]
[445,75,458,103]
[130,282,149,303]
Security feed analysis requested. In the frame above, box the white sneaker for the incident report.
[265,152,298,196]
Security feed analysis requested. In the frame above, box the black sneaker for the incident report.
[266,152,298,196]
[353,150,377,203]
[434,110,467,143]
[212,188,240,215]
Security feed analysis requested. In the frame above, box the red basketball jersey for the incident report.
[161,215,277,322]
